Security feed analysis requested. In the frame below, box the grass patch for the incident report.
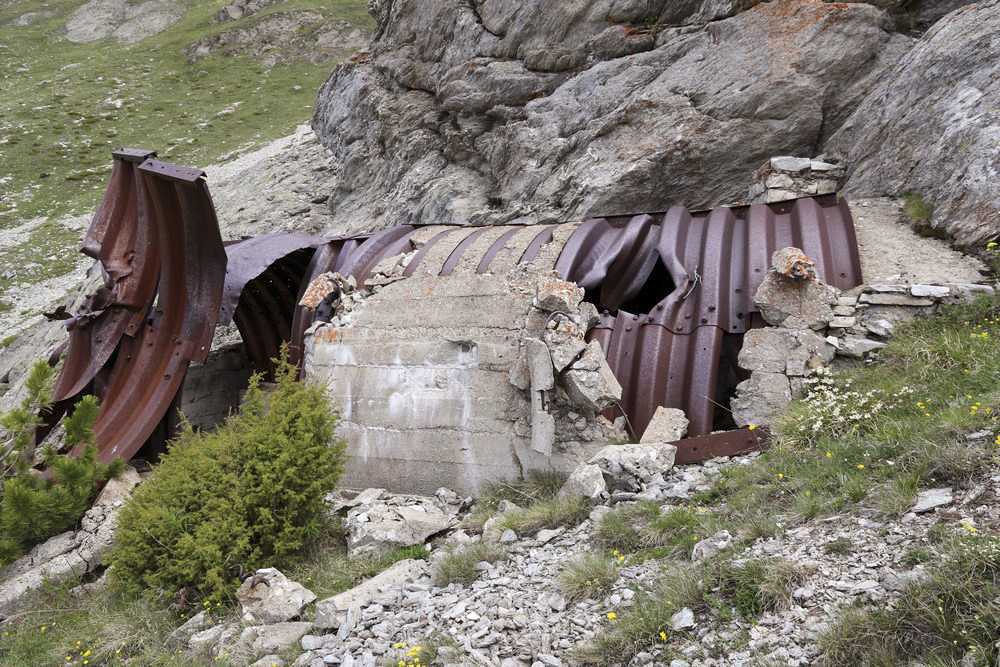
[0,576,239,666]
[594,502,724,560]
[496,497,590,536]
[821,535,1000,666]
[705,294,1000,527]
[0,0,372,293]
[823,538,854,556]
[577,558,802,665]
[432,542,508,587]
[463,471,567,533]
[557,553,621,601]
[901,191,934,225]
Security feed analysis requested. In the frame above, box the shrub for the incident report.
[0,362,124,567]
[110,350,346,602]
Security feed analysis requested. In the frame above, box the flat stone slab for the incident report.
[912,487,953,513]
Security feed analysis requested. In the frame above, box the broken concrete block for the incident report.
[555,464,608,502]
[299,272,339,309]
[563,340,622,412]
[531,410,555,456]
[589,443,677,492]
[236,568,316,625]
[738,328,835,375]
[543,314,587,371]
[753,247,837,330]
[730,372,791,428]
[526,338,554,391]
[827,316,857,329]
[93,465,142,507]
[314,559,428,629]
[535,273,584,312]
[345,497,450,558]
[640,407,688,444]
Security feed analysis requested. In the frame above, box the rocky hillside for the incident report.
[311,0,998,244]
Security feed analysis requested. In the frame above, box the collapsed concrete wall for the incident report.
[304,258,624,496]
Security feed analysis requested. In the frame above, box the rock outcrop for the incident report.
[312,0,911,232]
[64,0,183,43]
[827,0,1000,248]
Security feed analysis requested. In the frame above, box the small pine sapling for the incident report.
[0,363,124,567]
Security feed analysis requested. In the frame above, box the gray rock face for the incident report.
[827,0,1000,248]
[313,0,910,231]
[237,568,317,624]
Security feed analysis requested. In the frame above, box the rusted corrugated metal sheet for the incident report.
[45,147,860,466]
[85,159,228,463]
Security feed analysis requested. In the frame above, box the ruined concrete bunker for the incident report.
[41,150,863,494]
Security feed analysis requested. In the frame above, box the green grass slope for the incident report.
[0,0,370,291]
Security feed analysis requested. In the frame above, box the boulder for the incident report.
[93,465,142,506]
[639,407,689,444]
[236,568,316,624]
[827,0,1000,248]
[247,622,313,656]
[588,443,677,492]
[314,559,429,629]
[344,493,451,558]
[313,0,910,230]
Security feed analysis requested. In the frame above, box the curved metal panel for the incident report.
[218,233,325,326]
[88,159,227,463]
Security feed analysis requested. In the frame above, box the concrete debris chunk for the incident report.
[299,272,339,309]
[555,463,608,502]
[562,340,622,412]
[535,273,584,313]
[314,559,428,629]
[589,443,677,492]
[344,493,450,558]
[753,247,837,330]
[236,568,316,625]
[738,328,835,376]
[640,407,689,444]
[912,488,953,514]
[730,372,791,428]
[525,338,554,391]
[543,314,587,372]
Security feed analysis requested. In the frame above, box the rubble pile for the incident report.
[731,246,995,428]
[747,157,846,204]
